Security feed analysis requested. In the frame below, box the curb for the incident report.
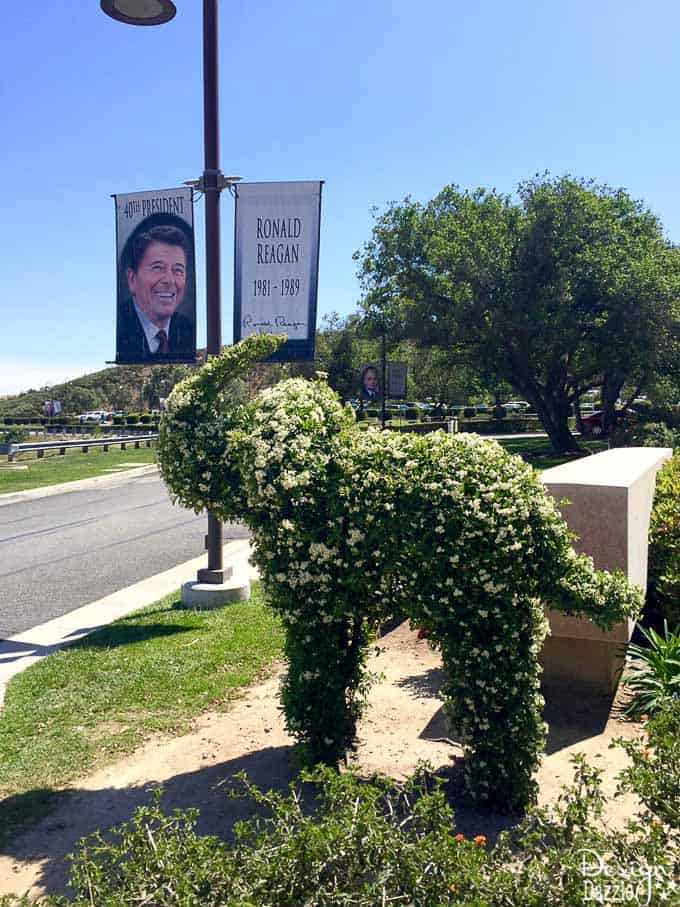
[0,464,159,508]
[0,538,257,709]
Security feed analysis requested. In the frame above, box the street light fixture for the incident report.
[100,0,176,26]
[101,0,230,588]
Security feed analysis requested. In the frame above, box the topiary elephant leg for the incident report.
[438,595,548,812]
[278,606,374,766]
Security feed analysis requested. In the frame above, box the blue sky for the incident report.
[1,0,680,395]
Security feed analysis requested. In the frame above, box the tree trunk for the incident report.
[601,375,623,434]
[517,385,580,454]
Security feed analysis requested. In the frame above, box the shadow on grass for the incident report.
[0,623,196,666]
[71,623,199,651]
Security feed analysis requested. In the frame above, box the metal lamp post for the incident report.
[101,0,230,586]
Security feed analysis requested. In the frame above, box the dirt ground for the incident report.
[0,621,642,902]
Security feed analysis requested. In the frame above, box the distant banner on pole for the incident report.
[359,363,381,402]
[44,400,61,418]
[113,187,197,364]
[234,181,323,361]
[387,362,408,399]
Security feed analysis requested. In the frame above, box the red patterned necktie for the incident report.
[155,330,169,354]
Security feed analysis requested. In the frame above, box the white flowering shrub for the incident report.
[158,336,642,812]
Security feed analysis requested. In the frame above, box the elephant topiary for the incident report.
[158,335,642,811]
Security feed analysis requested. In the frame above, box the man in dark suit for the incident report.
[117,224,195,362]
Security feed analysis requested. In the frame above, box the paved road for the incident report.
[0,472,249,639]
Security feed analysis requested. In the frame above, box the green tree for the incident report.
[60,384,102,414]
[356,175,680,453]
[313,312,361,401]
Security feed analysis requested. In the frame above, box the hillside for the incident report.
[0,358,204,418]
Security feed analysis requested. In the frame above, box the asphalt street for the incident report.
[0,472,249,639]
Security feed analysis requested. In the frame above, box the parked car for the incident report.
[580,408,638,438]
[503,400,530,412]
[580,410,606,436]
[78,411,109,423]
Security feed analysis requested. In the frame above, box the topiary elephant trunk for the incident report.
[158,336,642,812]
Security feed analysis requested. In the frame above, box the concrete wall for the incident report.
[540,447,672,692]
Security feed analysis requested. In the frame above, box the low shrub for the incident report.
[5,721,678,907]
[622,621,680,718]
[460,417,529,435]
[0,428,28,445]
[125,414,140,425]
[140,414,153,424]
[636,401,680,428]
[611,420,680,450]
[615,698,680,829]
[648,454,680,628]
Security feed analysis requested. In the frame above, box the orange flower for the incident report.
[473,834,487,846]
[454,833,465,842]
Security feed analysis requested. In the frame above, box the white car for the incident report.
[503,401,530,412]
[78,411,109,423]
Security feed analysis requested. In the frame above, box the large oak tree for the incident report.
[356,175,680,452]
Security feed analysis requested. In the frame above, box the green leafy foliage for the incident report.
[158,336,641,812]
[622,621,680,718]
[3,728,678,907]
[648,453,680,627]
[0,428,28,445]
[356,175,680,454]
[615,698,680,829]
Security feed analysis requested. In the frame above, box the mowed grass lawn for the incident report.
[0,584,284,844]
[0,444,157,494]
[498,436,608,469]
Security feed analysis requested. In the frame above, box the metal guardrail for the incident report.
[4,434,158,462]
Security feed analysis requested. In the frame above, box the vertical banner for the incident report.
[387,362,408,399]
[43,400,61,417]
[359,363,381,402]
[234,181,323,361]
[113,187,197,364]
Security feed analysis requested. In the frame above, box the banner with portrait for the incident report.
[112,187,197,364]
[234,181,323,361]
[358,363,381,403]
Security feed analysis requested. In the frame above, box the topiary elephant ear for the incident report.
[157,333,283,522]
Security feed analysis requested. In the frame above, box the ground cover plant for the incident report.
[0,445,157,495]
[2,699,677,906]
[158,335,642,812]
[0,586,283,845]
